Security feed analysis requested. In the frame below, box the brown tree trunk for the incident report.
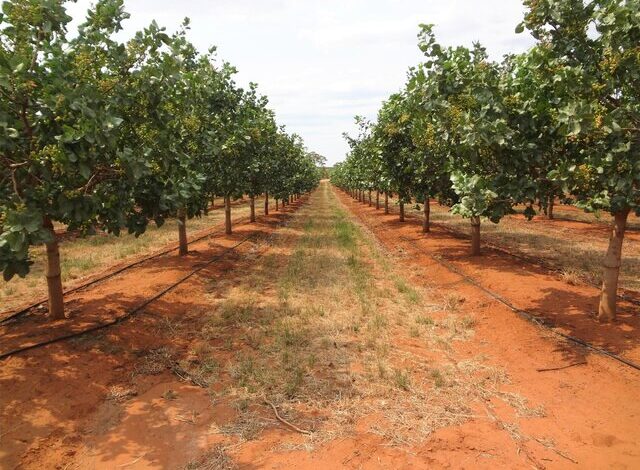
[598,209,629,321]
[423,196,430,233]
[178,209,188,256]
[376,191,380,210]
[211,196,215,209]
[250,196,256,222]
[548,196,555,220]
[385,192,389,214]
[43,217,65,319]
[399,200,405,222]
[225,195,232,235]
[265,192,269,215]
[470,216,481,256]
[368,190,372,206]
[276,198,279,211]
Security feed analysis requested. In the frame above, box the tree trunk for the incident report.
[368,190,372,206]
[385,192,389,214]
[548,196,555,220]
[375,191,380,210]
[399,201,405,222]
[264,192,269,215]
[211,196,215,209]
[250,196,256,222]
[225,195,232,235]
[598,209,629,321]
[423,195,430,233]
[178,209,188,256]
[470,216,481,256]
[276,198,279,211]
[43,217,65,319]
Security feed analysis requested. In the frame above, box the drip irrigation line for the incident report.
[0,197,307,360]
[341,190,640,372]
[0,212,252,325]
[432,221,640,308]
[0,236,254,360]
[430,254,640,372]
[349,192,640,308]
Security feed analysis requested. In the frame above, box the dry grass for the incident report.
[387,194,640,292]
[184,444,237,470]
[106,385,137,402]
[0,198,259,313]
[180,183,542,452]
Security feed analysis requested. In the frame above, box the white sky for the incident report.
[68,0,535,165]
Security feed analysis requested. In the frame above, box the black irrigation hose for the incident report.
[341,190,640,372]
[0,197,307,360]
[367,194,640,308]
[429,254,640,372]
[0,236,255,360]
[431,221,640,309]
[0,210,253,325]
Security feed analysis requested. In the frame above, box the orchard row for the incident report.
[331,0,638,321]
[0,1,321,319]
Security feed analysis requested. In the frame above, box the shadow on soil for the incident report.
[342,193,640,365]
[0,200,307,469]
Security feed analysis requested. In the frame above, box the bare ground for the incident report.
[1,182,638,469]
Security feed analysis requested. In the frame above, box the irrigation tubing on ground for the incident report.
[369,194,640,308]
[430,254,640,373]
[0,210,253,325]
[341,188,640,373]
[0,196,307,360]
[432,221,640,308]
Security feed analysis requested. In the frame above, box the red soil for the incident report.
[0,202,302,469]
[335,188,640,469]
[1,187,639,470]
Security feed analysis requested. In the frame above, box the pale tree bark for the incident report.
[598,208,629,322]
[225,195,232,235]
[177,208,188,256]
[423,195,430,233]
[470,216,481,256]
[250,196,256,222]
[376,191,380,210]
[385,192,389,214]
[399,200,405,222]
[43,217,65,319]
[547,195,555,220]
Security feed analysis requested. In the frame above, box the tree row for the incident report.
[332,0,638,321]
[0,1,321,319]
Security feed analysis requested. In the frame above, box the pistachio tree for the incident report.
[520,0,640,320]
[416,25,533,254]
[0,0,142,318]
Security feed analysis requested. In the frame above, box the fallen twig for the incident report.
[536,361,587,372]
[118,453,147,467]
[264,399,311,435]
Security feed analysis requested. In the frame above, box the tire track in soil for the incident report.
[342,190,640,365]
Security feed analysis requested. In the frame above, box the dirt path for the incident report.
[383,193,640,293]
[0,196,261,315]
[357,192,640,365]
[2,182,639,469]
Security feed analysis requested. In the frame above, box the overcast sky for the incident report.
[68,0,535,165]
